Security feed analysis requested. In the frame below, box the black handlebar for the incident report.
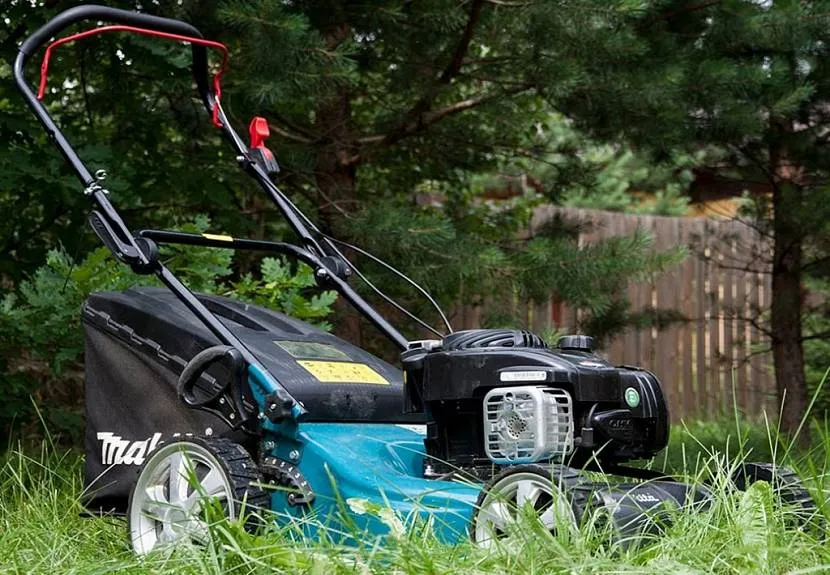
[17,4,211,116]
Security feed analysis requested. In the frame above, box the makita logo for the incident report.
[97,432,162,466]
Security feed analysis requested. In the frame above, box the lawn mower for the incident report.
[14,4,819,555]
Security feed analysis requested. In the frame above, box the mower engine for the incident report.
[402,329,669,479]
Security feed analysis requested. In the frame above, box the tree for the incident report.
[511,0,830,440]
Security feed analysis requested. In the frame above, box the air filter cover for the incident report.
[483,386,574,463]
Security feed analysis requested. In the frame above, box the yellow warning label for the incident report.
[297,360,390,385]
[203,233,234,242]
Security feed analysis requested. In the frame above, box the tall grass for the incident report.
[1,415,828,574]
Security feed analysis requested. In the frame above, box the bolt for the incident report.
[289,450,300,461]
[264,440,275,450]
[219,397,226,405]
[269,403,278,411]
[205,427,213,436]
[229,413,235,420]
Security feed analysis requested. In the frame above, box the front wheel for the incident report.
[471,464,584,546]
[128,436,269,555]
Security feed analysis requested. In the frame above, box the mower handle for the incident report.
[18,4,211,112]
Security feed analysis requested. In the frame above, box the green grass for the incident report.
[1,417,829,574]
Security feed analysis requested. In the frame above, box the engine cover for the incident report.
[401,329,669,477]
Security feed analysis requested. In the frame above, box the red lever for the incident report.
[248,117,270,149]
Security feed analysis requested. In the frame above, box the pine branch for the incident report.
[639,0,722,29]
[349,85,532,160]
[366,0,487,150]
[268,111,322,142]
[267,123,313,144]
[483,0,533,6]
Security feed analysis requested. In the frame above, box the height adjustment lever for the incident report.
[248,117,280,177]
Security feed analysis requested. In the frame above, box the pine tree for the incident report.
[517,0,830,440]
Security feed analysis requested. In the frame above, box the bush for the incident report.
[0,216,336,443]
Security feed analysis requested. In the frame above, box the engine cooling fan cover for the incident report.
[483,386,574,464]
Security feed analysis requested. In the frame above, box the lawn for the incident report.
[1,418,828,574]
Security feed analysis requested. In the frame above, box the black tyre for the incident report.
[732,462,822,531]
[128,435,269,555]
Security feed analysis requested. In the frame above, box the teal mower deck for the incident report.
[13,5,820,555]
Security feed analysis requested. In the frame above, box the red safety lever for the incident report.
[36,25,229,128]
[247,116,280,176]
[248,116,270,150]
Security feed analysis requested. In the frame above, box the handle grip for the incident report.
[178,345,245,408]
[18,4,210,109]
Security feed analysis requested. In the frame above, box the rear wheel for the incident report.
[731,462,822,531]
[128,436,268,555]
[471,464,583,546]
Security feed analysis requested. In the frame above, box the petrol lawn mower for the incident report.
[14,5,820,555]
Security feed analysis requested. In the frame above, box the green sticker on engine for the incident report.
[624,387,641,408]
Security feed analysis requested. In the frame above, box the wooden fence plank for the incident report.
[680,221,696,421]
[720,223,735,414]
[695,222,709,421]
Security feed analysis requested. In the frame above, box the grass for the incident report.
[1,417,829,574]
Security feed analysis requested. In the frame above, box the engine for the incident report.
[401,329,669,479]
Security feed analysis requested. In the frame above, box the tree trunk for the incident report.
[314,21,362,346]
[770,143,809,445]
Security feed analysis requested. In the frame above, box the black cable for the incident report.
[320,233,454,334]
[333,245,445,339]
[265,183,454,337]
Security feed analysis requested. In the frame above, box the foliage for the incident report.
[229,258,338,331]
[0,216,334,440]
[523,114,699,216]
[503,0,830,434]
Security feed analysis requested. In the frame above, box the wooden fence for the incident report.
[455,206,777,422]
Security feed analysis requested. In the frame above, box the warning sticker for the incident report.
[297,360,390,385]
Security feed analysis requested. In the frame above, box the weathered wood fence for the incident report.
[456,206,776,422]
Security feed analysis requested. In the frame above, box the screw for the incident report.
[205,427,213,436]
[289,450,300,461]
[219,398,226,405]
[229,413,235,420]
[264,440,275,450]
[269,403,278,411]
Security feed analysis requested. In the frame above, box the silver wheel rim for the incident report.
[129,441,236,555]
[474,471,577,546]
